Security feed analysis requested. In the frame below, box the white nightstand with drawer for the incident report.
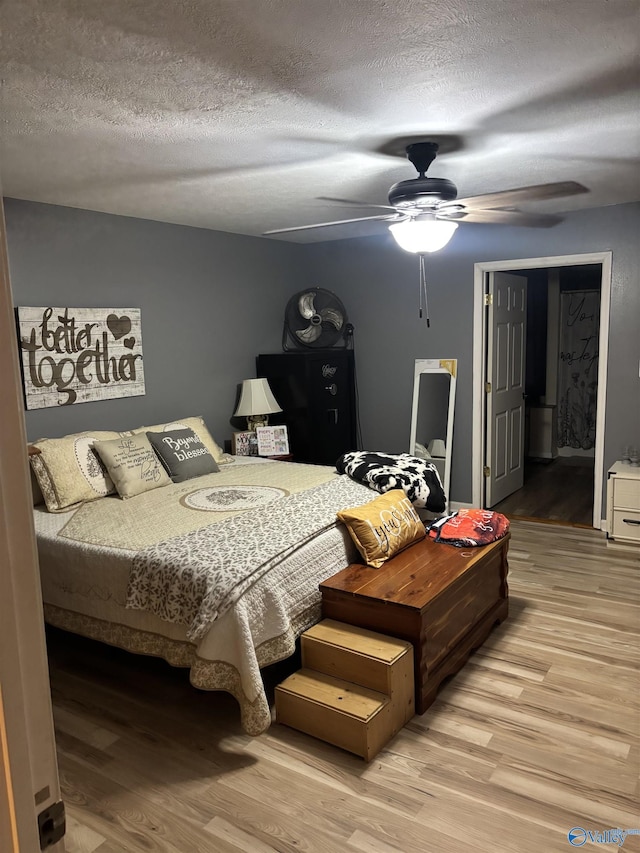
[607,462,640,545]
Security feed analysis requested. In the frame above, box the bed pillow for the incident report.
[27,448,45,506]
[136,416,230,464]
[93,434,171,499]
[28,431,121,512]
[147,428,219,482]
[337,489,426,568]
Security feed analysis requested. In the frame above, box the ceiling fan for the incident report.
[264,141,589,253]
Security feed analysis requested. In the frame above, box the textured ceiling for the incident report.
[1,0,640,242]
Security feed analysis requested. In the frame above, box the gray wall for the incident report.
[6,197,639,509]
[305,202,640,504]
[5,198,307,446]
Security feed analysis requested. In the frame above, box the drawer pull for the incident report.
[622,518,640,526]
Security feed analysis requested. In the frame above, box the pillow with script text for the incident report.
[337,489,425,568]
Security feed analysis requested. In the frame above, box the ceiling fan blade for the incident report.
[317,196,398,212]
[448,209,562,228]
[263,214,396,235]
[445,181,589,211]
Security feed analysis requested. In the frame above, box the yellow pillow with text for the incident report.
[337,489,425,568]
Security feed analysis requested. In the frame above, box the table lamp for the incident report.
[234,378,282,431]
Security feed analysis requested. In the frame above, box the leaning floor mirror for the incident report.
[409,358,457,512]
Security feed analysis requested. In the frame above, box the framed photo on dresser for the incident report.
[232,430,258,456]
[256,425,290,457]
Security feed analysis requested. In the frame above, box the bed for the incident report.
[30,418,446,735]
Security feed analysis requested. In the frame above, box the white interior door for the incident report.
[485,272,527,507]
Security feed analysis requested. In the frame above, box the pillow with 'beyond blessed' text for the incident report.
[93,434,171,499]
[337,488,425,568]
[147,428,219,482]
[135,416,232,463]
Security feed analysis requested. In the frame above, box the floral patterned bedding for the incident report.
[35,458,374,734]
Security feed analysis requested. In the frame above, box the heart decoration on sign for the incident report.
[123,337,135,349]
[107,313,132,340]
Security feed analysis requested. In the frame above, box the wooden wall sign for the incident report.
[16,307,145,409]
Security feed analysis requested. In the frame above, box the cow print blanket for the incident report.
[336,451,446,513]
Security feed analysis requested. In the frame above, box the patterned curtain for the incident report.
[557,290,600,450]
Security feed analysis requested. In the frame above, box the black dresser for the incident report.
[256,350,357,466]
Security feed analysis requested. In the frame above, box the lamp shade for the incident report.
[389,218,458,253]
[234,378,282,417]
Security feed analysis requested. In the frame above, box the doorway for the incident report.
[472,252,612,529]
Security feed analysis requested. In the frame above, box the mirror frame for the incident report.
[409,358,457,512]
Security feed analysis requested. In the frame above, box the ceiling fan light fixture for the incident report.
[389,217,458,253]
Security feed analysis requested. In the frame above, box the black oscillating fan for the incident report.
[282,288,351,350]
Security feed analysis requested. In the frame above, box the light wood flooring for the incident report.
[492,457,595,526]
[48,521,640,853]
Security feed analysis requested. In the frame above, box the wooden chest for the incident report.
[275,620,414,760]
[320,534,509,715]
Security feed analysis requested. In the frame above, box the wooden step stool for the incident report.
[275,619,414,761]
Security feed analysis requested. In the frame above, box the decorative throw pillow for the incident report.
[28,430,121,512]
[337,489,426,568]
[93,434,171,499]
[147,428,219,482]
[27,449,44,506]
[136,416,229,464]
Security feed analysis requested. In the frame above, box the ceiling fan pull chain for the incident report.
[419,253,430,328]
